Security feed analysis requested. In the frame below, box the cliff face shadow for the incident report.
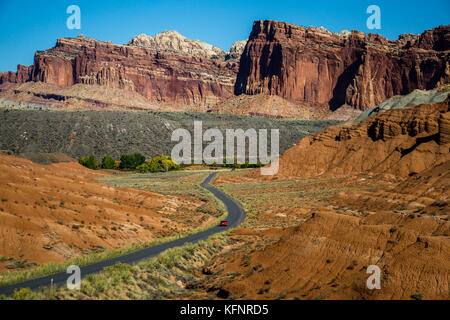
[234,43,283,95]
[328,59,362,111]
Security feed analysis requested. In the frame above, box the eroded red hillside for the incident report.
[262,98,450,179]
[0,155,213,271]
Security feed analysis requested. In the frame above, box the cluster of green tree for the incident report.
[78,153,180,173]
[78,155,99,170]
[100,156,115,169]
[119,153,146,169]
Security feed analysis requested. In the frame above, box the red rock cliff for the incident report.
[235,20,450,110]
[1,36,240,106]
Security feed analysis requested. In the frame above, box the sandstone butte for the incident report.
[235,20,450,111]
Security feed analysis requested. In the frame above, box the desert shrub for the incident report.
[147,156,163,172]
[411,293,423,300]
[148,160,163,172]
[12,288,36,300]
[81,280,96,296]
[136,163,150,173]
[79,155,99,170]
[113,160,120,170]
[101,156,115,169]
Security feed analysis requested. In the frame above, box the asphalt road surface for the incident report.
[0,171,246,296]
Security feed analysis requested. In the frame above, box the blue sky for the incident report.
[0,0,449,72]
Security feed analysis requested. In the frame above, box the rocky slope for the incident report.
[0,33,244,106]
[0,108,338,160]
[261,97,450,179]
[235,20,450,111]
[353,85,450,124]
[200,202,449,299]
[210,93,362,119]
[199,209,449,299]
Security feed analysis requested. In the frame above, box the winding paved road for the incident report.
[0,172,245,296]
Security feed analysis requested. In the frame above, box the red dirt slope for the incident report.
[0,155,206,271]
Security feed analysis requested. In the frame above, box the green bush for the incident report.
[79,155,99,170]
[136,163,150,173]
[148,155,180,172]
[133,153,146,167]
[119,154,134,169]
[119,153,146,169]
[101,156,115,169]
[148,160,163,172]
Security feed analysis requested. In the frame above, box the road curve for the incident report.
[0,172,245,296]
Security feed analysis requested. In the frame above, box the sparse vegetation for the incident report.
[410,293,423,300]
[0,108,339,161]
